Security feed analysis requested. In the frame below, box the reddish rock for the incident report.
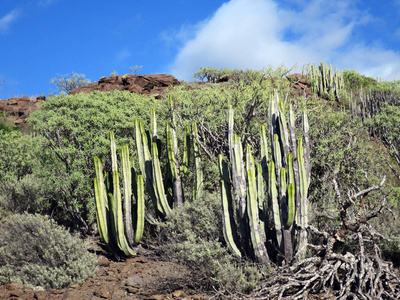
[69,74,180,98]
[287,73,313,97]
[0,96,44,129]
[34,290,49,300]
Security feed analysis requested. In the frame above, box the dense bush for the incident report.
[29,90,169,229]
[343,69,377,90]
[0,130,41,182]
[0,213,97,289]
[306,99,396,237]
[158,191,263,293]
[0,174,45,214]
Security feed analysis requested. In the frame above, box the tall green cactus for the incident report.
[94,99,202,257]
[93,132,147,256]
[193,121,203,200]
[93,156,109,244]
[219,92,310,264]
[167,96,184,207]
[151,141,172,216]
[218,154,241,258]
[306,62,345,100]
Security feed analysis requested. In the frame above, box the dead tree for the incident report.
[249,174,400,300]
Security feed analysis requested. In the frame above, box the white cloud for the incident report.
[169,0,400,81]
[116,49,131,62]
[0,10,20,34]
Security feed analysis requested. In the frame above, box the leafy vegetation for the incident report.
[1,65,400,298]
[49,72,91,95]
[0,213,97,289]
[28,90,168,229]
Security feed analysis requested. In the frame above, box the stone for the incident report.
[126,275,144,287]
[69,74,180,98]
[172,290,185,298]
[126,286,139,294]
[0,97,43,129]
[286,73,313,97]
[97,256,110,267]
[34,291,49,300]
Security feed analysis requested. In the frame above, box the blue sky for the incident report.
[1,0,400,99]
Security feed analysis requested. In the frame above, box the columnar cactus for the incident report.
[306,62,345,100]
[93,131,142,256]
[94,97,202,256]
[193,121,203,200]
[219,92,310,264]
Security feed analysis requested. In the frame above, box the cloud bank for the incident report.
[169,0,400,81]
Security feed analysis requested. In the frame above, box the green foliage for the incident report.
[130,65,143,75]
[0,174,45,214]
[372,104,400,154]
[158,191,263,293]
[0,130,41,182]
[29,90,167,228]
[0,213,97,289]
[343,69,377,90]
[0,120,20,134]
[167,71,291,170]
[49,72,91,95]
[193,67,232,82]
[193,65,295,83]
[307,101,393,233]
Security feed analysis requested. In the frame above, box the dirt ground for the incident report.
[0,238,211,300]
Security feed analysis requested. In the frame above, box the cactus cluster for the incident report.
[307,62,345,101]
[94,132,143,256]
[219,92,311,264]
[93,97,203,256]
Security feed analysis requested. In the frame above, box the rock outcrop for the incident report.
[0,96,45,129]
[287,73,313,96]
[69,74,180,98]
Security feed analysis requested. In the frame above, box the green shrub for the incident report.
[0,174,45,214]
[158,192,263,293]
[29,90,168,228]
[343,69,377,90]
[307,100,396,236]
[0,131,40,182]
[0,213,97,289]
[49,72,91,95]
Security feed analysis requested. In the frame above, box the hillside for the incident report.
[1,65,400,299]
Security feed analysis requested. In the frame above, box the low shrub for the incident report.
[158,191,263,294]
[0,213,97,289]
[0,174,45,214]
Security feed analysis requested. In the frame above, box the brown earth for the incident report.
[0,238,211,300]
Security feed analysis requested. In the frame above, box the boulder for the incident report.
[286,73,313,96]
[69,74,180,98]
[0,96,45,128]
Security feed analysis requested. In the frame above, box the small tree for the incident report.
[130,65,143,75]
[50,72,91,95]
